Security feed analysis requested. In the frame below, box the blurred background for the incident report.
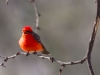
[0,0,99,75]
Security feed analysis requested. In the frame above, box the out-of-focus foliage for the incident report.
[0,0,99,75]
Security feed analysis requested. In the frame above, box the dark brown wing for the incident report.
[32,31,41,43]
[32,31,50,54]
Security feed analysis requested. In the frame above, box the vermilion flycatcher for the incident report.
[19,26,50,54]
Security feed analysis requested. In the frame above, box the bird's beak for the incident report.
[22,30,27,34]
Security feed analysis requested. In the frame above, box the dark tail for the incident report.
[41,44,50,54]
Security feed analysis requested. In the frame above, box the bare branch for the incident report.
[6,0,40,31]
[6,0,9,4]
[30,0,40,32]
[59,64,65,75]
[86,17,100,75]
[0,63,6,67]
[84,0,100,75]
[0,52,87,67]
[0,51,87,74]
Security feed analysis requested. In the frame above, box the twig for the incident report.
[86,17,100,75]
[0,52,86,64]
[0,51,87,75]
[0,52,87,67]
[6,0,40,31]
[84,0,100,75]
[30,0,40,32]
[59,64,65,75]
[6,0,9,4]
[0,63,6,67]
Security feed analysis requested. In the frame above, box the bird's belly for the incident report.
[19,38,42,52]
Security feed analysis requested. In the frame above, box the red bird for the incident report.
[19,26,50,54]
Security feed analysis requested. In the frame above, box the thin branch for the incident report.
[6,0,9,4]
[86,17,100,75]
[84,0,100,75]
[0,52,87,67]
[6,0,40,31]
[0,51,87,75]
[59,64,65,75]
[0,63,6,67]
[31,0,40,32]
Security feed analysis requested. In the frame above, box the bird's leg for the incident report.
[33,50,37,55]
[26,52,29,56]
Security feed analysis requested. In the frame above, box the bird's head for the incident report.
[22,26,33,34]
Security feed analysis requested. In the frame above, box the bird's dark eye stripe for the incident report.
[27,31,30,32]
[26,30,32,33]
